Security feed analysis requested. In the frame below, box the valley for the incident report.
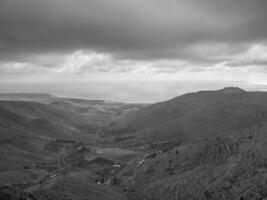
[0,88,267,200]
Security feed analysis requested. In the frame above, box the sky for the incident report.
[0,0,267,102]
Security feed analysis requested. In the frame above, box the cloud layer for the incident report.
[1,0,267,61]
[0,0,267,101]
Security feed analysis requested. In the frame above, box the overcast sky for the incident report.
[0,0,267,102]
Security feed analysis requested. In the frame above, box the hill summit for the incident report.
[218,87,246,93]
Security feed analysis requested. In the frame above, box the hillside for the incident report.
[0,93,57,104]
[50,98,148,124]
[0,96,147,200]
[108,87,267,146]
[1,88,267,200]
[0,100,102,172]
[0,100,101,138]
[116,122,267,200]
[0,93,148,124]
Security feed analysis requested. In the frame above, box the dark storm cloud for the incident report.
[0,0,267,62]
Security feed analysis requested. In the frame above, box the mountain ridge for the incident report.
[107,87,267,145]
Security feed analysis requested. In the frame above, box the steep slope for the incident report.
[109,87,267,145]
[0,170,127,200]
[0,100,100,137]
[118,122,267,200]
[0,100,101,172]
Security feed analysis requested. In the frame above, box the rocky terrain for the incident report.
[1,88,267,200]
